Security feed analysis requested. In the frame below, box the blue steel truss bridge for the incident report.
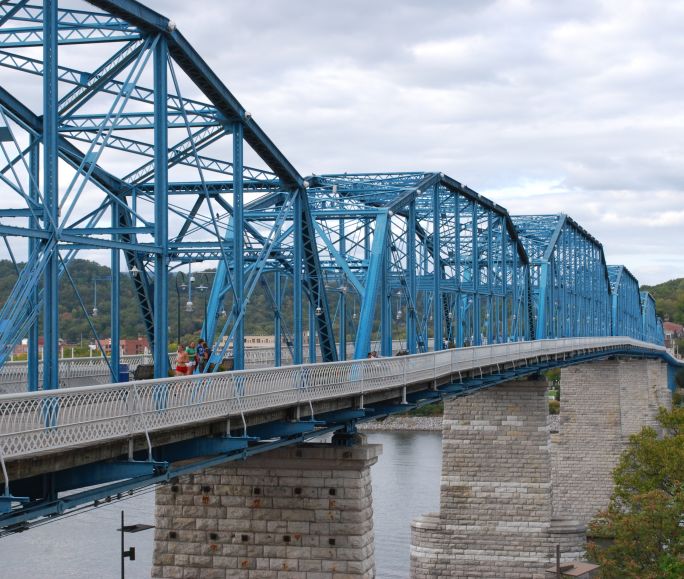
[0,0,680,533]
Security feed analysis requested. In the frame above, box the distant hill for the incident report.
[1,258,680,345]
[0,259,283,344]
[641,278,684,325]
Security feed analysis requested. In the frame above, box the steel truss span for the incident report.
[0,0,665,393]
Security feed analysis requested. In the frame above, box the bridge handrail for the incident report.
[0,337,665,460]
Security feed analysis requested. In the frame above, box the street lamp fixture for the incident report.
[118,510,154,579]
[185,300,194,312]
[92,275,110,320]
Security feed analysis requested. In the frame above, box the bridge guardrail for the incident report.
[0,343,413,392]
[0,337,665,460]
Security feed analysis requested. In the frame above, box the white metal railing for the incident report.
[0,349,291,392]
[0,337,664,460]
[0,354,156,394]
[0,343,410,392]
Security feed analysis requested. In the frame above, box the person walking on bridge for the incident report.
[175,344,189,376]
[196,340,206,373]
[186,341,197,373]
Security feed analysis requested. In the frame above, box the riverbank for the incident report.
[358,416,442,431]
[357,414,560,432]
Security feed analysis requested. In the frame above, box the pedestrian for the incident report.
[186,341,196,373]
[175,344,189,376]
[202,340,212,371]
[196,339,206,373]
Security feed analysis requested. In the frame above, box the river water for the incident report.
[0,431,442,579]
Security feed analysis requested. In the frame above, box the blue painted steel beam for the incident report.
[353,211,389,359]
[232,121,245,369]
[42,0,58,390]
[407,200,417,354]
[153,436,251,463]
[432,184,442,350]
[27,135,39,392]
[110,202,120,381]
[152,34,168,378]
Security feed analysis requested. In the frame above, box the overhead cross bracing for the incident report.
[0,0,665,395]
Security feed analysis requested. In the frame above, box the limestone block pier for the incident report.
[411,378,585,578]
[153,438,382,579]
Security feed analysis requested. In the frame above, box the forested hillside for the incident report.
[641,278,684,325]
[2,258,679,346]
[0,259,286,343]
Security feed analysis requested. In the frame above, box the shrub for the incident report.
[588,407,684,578]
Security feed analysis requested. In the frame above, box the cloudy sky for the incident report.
[1,1,680,285]
[140,0,683,285]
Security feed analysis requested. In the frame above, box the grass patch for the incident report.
[408,400,444,417]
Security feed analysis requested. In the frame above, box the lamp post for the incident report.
[195,272,210,339]
[175,272,188,345]
[175,266,219,345]
[92,275,111,318]
[118,509,154,579]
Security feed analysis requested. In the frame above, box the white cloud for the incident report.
[1,0,682,285]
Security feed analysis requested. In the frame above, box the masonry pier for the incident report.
[152,437,382,579]
[410,378,585,578]
[553,358,672,525]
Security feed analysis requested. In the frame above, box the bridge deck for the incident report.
[0,336,678,532]
[0,337,669,463]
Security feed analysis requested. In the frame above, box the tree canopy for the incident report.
[588,406,684,578]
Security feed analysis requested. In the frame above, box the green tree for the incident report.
[641,277,684,325]
[588,406,684,578]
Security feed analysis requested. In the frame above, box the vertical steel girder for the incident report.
[0,1,668,388]
[232,122,245,369]
[152,33,168,378]
[27,136,40,391]
[300,187,337,363]
[42,0,59,390]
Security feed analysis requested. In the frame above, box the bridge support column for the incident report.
[554,358,672,526]
[153,438,382,579]
[410,378,584,578]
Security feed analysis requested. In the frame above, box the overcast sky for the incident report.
[2,1,680,285]
[139,0,684,285]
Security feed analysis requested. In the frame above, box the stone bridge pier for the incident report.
[411,377,585,578]
[553,358,672,526]
[410,357,672,578]
[152,436,382,579]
